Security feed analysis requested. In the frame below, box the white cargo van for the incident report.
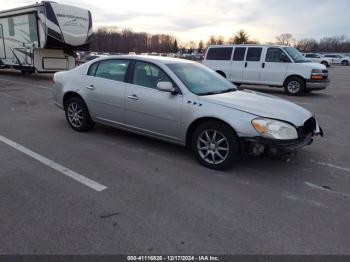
[203,45,330,95]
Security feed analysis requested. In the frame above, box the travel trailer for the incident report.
[0,1,92,73]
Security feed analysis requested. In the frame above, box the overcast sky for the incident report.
[1,0,349,43]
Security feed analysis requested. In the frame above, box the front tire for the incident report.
[342,60,349,66]
[65,96,94,132]
[321,61,329,68]
[191,121,239,170]
[284,77,305,96]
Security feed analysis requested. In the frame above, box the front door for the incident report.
[243,47,263,83]
[260,47,290,85]
[124,61,183,141]
[83,59,130,125]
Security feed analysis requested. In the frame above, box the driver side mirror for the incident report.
[157,81,175,93]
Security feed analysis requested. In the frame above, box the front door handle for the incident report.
[86,84,95,90]
[262,62,265,69]
[245,62,248,68]
[127,94,139,100]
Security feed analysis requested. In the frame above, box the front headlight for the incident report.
[252,118,298,140]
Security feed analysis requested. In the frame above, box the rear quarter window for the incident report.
[87,62,99,76]
[206,47,233,60]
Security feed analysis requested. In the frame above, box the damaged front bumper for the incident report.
[241,125,324,157]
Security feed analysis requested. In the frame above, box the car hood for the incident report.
[199,90,312,127]
[300,62,327,70]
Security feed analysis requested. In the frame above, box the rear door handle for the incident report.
[127,94,139,100]
[262,62,265,68]
[86,84,95,90]
[245,62,248,68]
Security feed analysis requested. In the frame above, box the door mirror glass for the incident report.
[157,81,175,93]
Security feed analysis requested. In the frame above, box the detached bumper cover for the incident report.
[243,135,314,155]
[306,79,330,90]
[242,117,324,156]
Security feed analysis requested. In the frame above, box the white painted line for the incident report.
[0,78,52,90]
[0,135,107,192]
[305,181,350,198]
[310,159,350,173]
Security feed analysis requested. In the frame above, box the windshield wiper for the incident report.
[198,88,236,96]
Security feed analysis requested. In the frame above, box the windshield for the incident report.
[283,47,307,63]
[167,63,236,95]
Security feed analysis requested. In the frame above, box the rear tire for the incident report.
[284,77,305,96]
[65,96,94,132]
[191,121,239,170]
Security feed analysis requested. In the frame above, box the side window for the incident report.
[8,17,15,36]
[232,47,246,61]
[0,24,3,38]
[95,60,129,82]
[206,47,233,60]
[28,14,38,42]
[133,61,172,89]
[87,62,99,76]
[265,48,291,63]
[246,47,262,61]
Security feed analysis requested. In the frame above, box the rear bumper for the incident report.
[306,79,330,90]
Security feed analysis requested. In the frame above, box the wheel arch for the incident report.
[216,70,226,78]
[185,117,238,147]
[63,91,85,109]
[283,74,306,87]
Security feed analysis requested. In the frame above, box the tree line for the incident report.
[90,27,178,53]
[90,27,350,53]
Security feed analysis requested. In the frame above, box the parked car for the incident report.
[53,56,323,169]
[323,54,350,66]
[302,53,333,67]
[203,45,330,96]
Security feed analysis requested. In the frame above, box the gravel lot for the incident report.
[0,66,349,254]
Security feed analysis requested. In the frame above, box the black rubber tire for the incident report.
[321,61,329,68]
[342,60,349,66]
[65,96,94,132]
[191,121,240,170]
[284,76,305,96]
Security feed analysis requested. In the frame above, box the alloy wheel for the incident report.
[67,102,83,128]
[197,129,229,165]
[287,80,301,94]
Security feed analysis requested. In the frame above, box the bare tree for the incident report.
[90,27,178,53]
[275,33,295,46]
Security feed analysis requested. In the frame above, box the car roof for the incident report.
[207,44,290,48]
[92,55,195,65]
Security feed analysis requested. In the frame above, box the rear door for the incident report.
[84,59,130,124]
[0,24,5,59]
[243,47,263,83]
[204,47,233,78]
[260,47,290,85]
[229,47,246,83]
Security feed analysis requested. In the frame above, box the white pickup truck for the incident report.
[203,45,330,96]
[323,54,350,66]
[302,53,333,67]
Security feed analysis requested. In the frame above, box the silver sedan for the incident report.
[53,55,323,169]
